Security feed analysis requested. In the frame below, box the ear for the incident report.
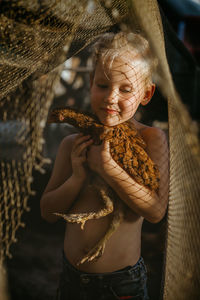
[141,83,156,106]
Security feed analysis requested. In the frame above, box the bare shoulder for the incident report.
[43,134,78,194]
[53,133,79,167]
[132,119,168,159]
[53,133,77,164]
[140,126,167,146]
[141,126,168,160]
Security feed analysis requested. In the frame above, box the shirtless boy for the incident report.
[40,32,169,300]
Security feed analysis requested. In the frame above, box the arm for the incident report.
[87,127,169,223]
[40,134,93,223]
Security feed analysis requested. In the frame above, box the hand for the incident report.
[71,134,93,181]
[87,140,113,174]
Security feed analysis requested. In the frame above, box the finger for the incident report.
[72,138,93,157]
[76,139,93,157]
[73,133,83,141]
[73,134,91,151]
[102,140,110,151]
[74,133,90,144]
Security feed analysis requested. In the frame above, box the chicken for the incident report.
[48,107,160,265]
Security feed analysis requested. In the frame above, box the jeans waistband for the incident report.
[62,252,146,284]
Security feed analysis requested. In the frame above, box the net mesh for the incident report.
[0,0,199,299]
[0,0,127,262]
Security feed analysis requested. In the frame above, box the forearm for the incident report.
[99,159,163,223]
[40,175,84,223]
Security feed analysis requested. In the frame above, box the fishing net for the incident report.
[0,0,199,299]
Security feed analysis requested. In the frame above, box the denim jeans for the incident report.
[57,252,149,300]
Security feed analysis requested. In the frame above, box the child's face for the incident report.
[90,55,153,126]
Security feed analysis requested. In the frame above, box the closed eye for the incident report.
[120,88,132,93]
[97,83,108,89]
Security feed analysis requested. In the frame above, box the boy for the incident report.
[40,32,169,300]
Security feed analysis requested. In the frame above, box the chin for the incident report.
[100,117,123,127]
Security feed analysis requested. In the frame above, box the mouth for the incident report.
[101,107,120,115]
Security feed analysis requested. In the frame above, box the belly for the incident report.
[63,184,143,272]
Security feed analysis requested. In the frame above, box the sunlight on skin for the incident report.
[90,53,154,127]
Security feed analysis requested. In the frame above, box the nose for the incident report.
[104,88,118,104]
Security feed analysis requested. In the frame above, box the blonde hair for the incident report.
[91,32,157,83]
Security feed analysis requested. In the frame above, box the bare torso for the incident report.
[64,119,147,273]
[64,185,143,272]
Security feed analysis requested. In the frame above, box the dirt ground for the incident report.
[6,170,167,300]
